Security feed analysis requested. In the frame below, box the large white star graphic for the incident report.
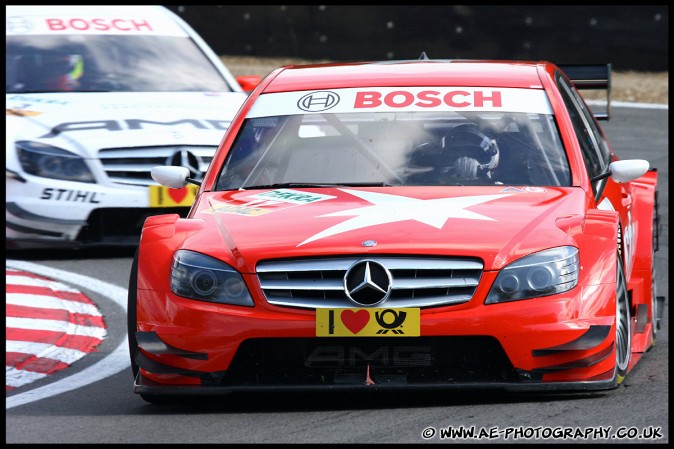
[298,189,512,246]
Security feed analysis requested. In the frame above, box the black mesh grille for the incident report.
[220,337,520,386]
[76,207,189,244]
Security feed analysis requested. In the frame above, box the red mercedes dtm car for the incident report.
[128,56,663,403]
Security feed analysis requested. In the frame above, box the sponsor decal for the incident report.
[598,197,635,273]
[41,188,102,203]
[98,101,229,111]
[316,308,421,337]
[41,118,230,138]
[253,189,335,204]
[305,344,431,367]
[355,89,501,108]
[297,91,340,112]
[6,15,187,36]
[623,210,635,274]
[597,198,635,273]
[45,18,153,33]
[304,345,433,368]
[149,185,198,207]
[248,87,553,117]
[6,96,69,116]
[500,186,547,193]
[299,189,512,246]
[7,95,69,106]
[6,109,42,117]
[202,189,336,216]
[6,16,33,34]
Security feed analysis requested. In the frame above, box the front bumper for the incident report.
[135,369,617,396]
[6,176,188,248]
[134,282,619,395]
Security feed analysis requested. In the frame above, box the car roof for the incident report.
[262,59,550,93]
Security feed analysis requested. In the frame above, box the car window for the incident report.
[216,108,571,190]
[6,35,233,93]
[556,73,610,185]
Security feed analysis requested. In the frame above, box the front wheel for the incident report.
[139,393,177,405]
[651,249,659,343]
[615,255,631,384]
[128,249,180,406]
[651,192,661,342]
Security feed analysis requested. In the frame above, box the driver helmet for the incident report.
[442,123,500,180]
[40,53,84,91]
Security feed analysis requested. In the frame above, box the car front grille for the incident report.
[75,206,190,244]
[98,145,216,186]
[220,337,519,386]
[257,256,483,309]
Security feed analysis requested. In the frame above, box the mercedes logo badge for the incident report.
[166,148,201,178]
[344,260,392,307]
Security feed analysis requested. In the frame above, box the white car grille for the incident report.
[98,145,216,186]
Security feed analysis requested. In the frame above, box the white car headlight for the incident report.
[16,141,95,182]
[486,246,579,304]
[170,250,254,306]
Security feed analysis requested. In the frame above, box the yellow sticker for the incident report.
[6,109,42,117]
[316,308,420,337]
[149,185,199,207]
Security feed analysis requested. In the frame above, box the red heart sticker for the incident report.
[168,187,188,204]
[341,309,370,334]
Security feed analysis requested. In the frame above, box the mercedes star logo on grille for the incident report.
[166,148,201,178]
[344,260,392,307]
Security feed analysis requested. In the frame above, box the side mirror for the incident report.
[151,166,190,189]
[236,75,262,93]
[609,159,650,183]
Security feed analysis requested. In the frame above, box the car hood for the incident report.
[188,186,589,271]
[6,92,248,155]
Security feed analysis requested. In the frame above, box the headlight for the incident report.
[16,141,95,182]
[170,250,254,306]
[485,246,579,304]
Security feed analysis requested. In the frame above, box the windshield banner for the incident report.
[248,87,553,117]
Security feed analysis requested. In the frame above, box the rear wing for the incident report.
[559,64,612,121]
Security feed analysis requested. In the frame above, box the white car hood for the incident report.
[6,91,248,156]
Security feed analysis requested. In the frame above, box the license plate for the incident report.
[149,185,199,207]
[316,308,420,337]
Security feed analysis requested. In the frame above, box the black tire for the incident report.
[139,393,177,405]
[128,247,140,379]
[651,249,659,343]
[615,254,631,384]
[651,192,660,342]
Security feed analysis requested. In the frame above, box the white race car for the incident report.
[6,5,259,249]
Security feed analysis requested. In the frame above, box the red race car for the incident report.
[128,56,663,403]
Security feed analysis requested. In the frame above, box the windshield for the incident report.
[216,110,571,190]
[6,35,232,93]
